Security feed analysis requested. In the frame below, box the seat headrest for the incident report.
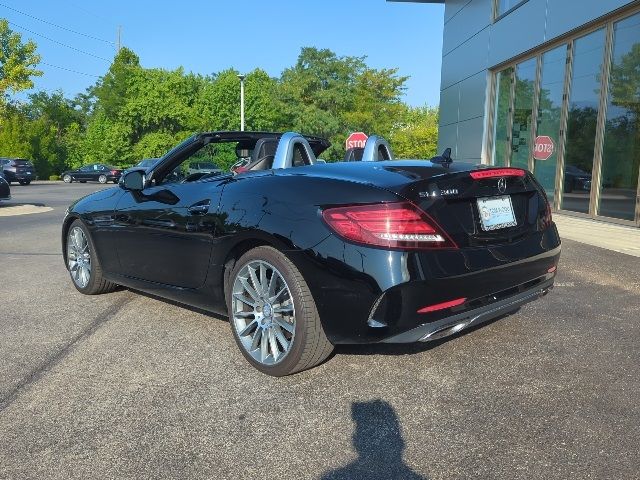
[251,138,279,163]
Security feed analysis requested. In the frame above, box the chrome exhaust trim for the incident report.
[382,277,555,344]
[419,321,470,342]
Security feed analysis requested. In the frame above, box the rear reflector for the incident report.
[470,168,526,179]
[548,266,557,273]
[322,202,457,249]
[418,297,466,314]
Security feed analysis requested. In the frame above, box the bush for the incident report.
[49,175,61,181]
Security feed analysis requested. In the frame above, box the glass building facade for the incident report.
[398,0,640,227]
[490,10,640,224]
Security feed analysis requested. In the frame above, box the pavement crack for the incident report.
[0,294,132,413]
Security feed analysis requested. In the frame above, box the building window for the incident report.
[491,67,514,166]
[510,58,537,170]
[495,0,528,20]
[599,13,640,221]
[560,28,606,215]
[488,9,640,225]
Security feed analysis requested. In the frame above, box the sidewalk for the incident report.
[553,214,640,258]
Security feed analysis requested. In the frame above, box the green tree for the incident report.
[279,47,409,160]
[389,106,439,159]
[90,47,140,119]
[0,19,42,109]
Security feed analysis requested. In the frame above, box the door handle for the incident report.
[188,200,211,215]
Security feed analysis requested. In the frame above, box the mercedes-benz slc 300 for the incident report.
[62,131,561,376]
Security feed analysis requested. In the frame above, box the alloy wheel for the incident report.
[231,260,296,365]
[67,226,92,288]
[98,175,107,184]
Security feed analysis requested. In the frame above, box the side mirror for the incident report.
[120,170,146,191]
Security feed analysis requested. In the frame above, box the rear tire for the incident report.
[66,219,118,295]
[63,174,72,183]
[226,246,333,376]
[19,180,31,185]
[98,174,107,184]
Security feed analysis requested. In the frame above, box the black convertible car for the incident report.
[62,131,561,376]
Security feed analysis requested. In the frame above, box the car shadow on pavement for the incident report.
[320,400,428,480]
[334,311,517,357]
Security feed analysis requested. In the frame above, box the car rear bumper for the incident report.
[380,276,554,343]
[291,224,561,344]
[4,171,35,181]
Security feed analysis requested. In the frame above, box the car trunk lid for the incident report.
[392,167,550,248]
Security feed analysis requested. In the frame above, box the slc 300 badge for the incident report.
[418,188,459,198]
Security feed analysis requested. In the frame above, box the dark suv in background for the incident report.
[0,158,37,185]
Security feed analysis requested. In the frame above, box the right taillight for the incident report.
[322,202,457,249]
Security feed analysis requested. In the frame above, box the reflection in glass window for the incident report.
[561,29,606,214]
[599,13,640,221]
[534,46,568,199]
[510,58,537,170]
[496,0,526,18]
[492,68,513,166]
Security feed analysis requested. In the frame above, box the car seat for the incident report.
[244,138,279,171]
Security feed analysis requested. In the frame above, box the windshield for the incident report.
[13,159,33,167]
[194,162,219,169]
[137,159,159,168]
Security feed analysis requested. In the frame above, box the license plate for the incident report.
[477,195,517,231]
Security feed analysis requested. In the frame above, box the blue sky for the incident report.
[1,1,445,107]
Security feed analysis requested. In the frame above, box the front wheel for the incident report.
[63,174,72,183]
[66,219,117,295]
[98,174,107,184]
[227,246,333,376]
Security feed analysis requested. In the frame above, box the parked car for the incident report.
[0,172,10,200]
[0,157,37,185]
[61,164,122,184]
[62,131,560,376]
[564,165,592,193]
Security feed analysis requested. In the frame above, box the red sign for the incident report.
[533,135,555,160]
[346,132,368,150]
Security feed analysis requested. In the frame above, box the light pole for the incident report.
[237,74,246,132]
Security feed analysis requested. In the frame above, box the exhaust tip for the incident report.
[420,321,469,342]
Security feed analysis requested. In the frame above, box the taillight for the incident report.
[470,168,526,179]
[321,202,457,249]
[110,170,118,175]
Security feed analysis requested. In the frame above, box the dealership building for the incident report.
[398,0,640,227]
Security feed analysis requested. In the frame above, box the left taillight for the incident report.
[110,170,119,175]
[321,202,457,249]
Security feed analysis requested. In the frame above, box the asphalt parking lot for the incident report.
[1,182,639,479]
